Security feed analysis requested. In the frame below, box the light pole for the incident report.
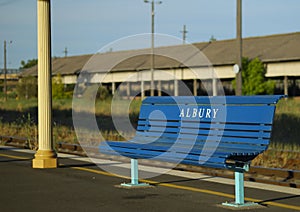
[236,0,243,96]
[144,0,162,96]
[3,40,12,102]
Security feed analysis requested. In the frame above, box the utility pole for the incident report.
[144,0,162,96]
[180,25,188,44]
[63,47,68,57]
[150,0,155,96]
[3,40,7,101]
[236,0,243,96]
[3,40,12,102]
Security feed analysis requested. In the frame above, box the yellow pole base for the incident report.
[32,149,57,168]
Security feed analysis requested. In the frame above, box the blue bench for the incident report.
[99,95,284,208]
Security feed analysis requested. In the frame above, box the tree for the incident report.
[16,76,38,99]
[232,57,275,95]
[209,35,217,42]
[20,59,38,69]
[52,74,72,99]
[52,74,65,99]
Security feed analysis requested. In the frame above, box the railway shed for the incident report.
[20,32,300,97]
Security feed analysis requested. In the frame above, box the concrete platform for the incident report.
[0,146,299,212]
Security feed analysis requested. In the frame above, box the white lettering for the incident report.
[186,108,191,117]
[192,108,198,117]
[198,108,205,118]
[213,109,219,118]
[206,109,211,118]
[179,109,185,117]
[179,107,220,119]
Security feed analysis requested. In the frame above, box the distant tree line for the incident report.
[16,74,74,100]
[20,59,38,69]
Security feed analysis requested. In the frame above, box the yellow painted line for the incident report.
[143,179,234,198]
[0,153,30,160]
[71,166,130,180]
[255,200,300,211]
[73,166,300,211]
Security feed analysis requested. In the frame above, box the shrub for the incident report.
[233,57,275,95]
[52,74,72,99]
[16,76,37,99]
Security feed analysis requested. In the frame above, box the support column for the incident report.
[141,80,145,100]
[126,82,130,98]
[212,78,217,96]
[193,79,197,96]
[33,0,57,168]
[284,75,288,96]
[174,69,179,96]
[157,80,162,96]
[112,82,115,95]
[292,78,296,97]
[174,79,178,96]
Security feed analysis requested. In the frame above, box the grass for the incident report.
[0,97,141,146]
[0,96,299,170]
[275,96,300,116]
[0,98,37,112]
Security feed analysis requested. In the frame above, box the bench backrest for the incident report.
[134,95,283,168]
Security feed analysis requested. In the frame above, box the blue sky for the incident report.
[0,0,299,68]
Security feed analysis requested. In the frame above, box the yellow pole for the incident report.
[32,0,57,168]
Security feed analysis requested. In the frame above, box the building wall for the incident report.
[62,75,77,84]
[61,60,300,96]
[266,61,300,77]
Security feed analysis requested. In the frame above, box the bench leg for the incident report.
[131,158,139,185]
[222,171,259,208]
[235,171,244,205]
[120,159,149,188]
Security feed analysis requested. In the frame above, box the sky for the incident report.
[0,0,299,69]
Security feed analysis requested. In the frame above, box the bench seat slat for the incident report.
[142,141,267,153]
[101,141,230,157]
[137,126,271,139]
[138,120,272,132]
[131,136,268,150]
[132,134,270,146]
[101,146,261,161]
[129,139,267,153]
[135,131,270,145]
[100,141,263,159]
[100,142,227,164]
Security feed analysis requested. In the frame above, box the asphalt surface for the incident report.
[0,146,300,212]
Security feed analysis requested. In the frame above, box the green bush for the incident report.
[97,86,111,100]
[233,57,275,95]
[52,74,72,99]
[16,76,38,99]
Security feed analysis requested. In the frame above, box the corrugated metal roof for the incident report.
[20,32,300,76]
